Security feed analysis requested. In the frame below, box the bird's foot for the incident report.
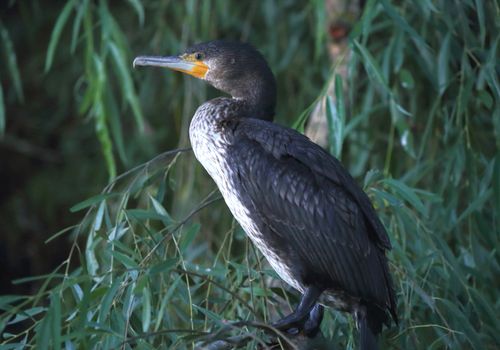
[271,287,324,337]
[272,312,309,333]
[272,303,324,338]
[303,304,324,338]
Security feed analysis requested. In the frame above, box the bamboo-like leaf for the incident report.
[141,287,151,332]
[70,2,85,54]
[126,208,173,227]
[109,42,145,132]
[93,201,106,231]
[192,305,223,322]
[149,195,175,224]
[438,32,451,95]
[7,307,46,325]
[353,40,392,97]
[379,0,428,50]
[104,85,128,165]
[126,0,145,26]
[149,259,178,275]
[0,21,23,102]
[111,250,137,269]
[35,310,50,350]
[50,293,61,350]
[91,54,117,180]
[383,178,426,216]
[45,0,76,72]
[98,277,123,324]
[474,0,486,46]
[179,223,200,253]
[70,193,119,212]
[154,275,182,331]
[456,189,492,224]
[313,0,326,60]
[85,231,100,276]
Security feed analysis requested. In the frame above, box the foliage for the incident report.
[1,0,499,349]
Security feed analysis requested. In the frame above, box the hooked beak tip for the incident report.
[133,56,146,68]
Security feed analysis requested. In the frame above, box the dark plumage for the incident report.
[134,40,397,349]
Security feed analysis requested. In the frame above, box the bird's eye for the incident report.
[194,52,204,60]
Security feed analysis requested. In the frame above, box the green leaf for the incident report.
[98,276,123,324]
[179,224,200,252]
[50,293,62,350]
[325,75,346,159]
[70,2,84,53]
[126,0,145,26]
[111,250,138,269]
[474,0,486,46]
[108,42,144,132]
[149,195,175,226]
[0,295,27,310]
[7,307,46,325]
[478,90,493,110]
[35,309,51,349]
[0,20,24,102]
[70,193,120,213]
[379,0,428,50]
[148,258,178,275]
[353,40,392,97]
[456,189,492,224]
[45,0,76,72]
[85,231,100,276]
[104,85,128,165]
[192,305,223,322]
[141,287,151,332]
[399,69,415,89]
[438,32,451,95]
[126,209,173,227]
[154,276,182,331]
[382,178,426,216]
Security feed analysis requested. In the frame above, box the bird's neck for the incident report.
[229,75,277,121]
[224,99,269,123]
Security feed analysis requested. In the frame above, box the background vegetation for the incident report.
[0,0,498,349]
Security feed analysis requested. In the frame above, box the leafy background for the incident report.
[0,0,498,349]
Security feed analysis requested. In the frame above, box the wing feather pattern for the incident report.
[228,118,396,318]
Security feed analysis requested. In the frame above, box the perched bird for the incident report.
[134,40,397,349]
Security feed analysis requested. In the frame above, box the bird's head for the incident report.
[133,40,276,120]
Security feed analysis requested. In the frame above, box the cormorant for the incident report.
[133,40,397,350]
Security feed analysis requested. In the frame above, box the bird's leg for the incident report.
[272,286,323,334]
[303,304,324,337]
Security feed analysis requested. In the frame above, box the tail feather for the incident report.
[357,304,387,350]
[359,314,379,350]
